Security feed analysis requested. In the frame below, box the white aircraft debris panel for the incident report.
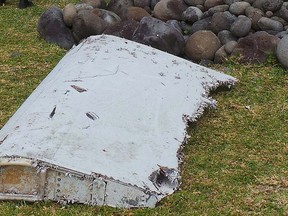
[0,35,236,208]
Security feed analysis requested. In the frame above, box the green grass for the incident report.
[0,1,288,215]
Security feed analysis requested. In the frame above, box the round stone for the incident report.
[230,15,252,37]
[224,40,238,54]
[224,0,242,5]
[190,17,212,33]
[217,30,237,44]
[210,11,236,34]
[245,6,264,30]
[182,6,203,23]
[183,0,205,6]
[81,0,106,8]
[262,0,283,12]
[276,30,288,39]
[258,17,283,32]
[265,10,274,17]
[125,7,151,21]
[153,0,188,20]
[63,3,77,27]
[214,45,228,63]
[185,30,221,61]
[275,6,288,22]
[276,35,288,68]
[206,5,229,16]
[134,0,150,8]
[229,2,251,15]
[204,0,225,10]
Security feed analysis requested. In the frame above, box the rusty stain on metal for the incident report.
[1,166,26,185]
[0,165,44,196]
[71,85,87,93]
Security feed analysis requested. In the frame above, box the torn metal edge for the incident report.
[175,77,237,193]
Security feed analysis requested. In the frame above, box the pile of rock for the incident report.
[37,0,288,68]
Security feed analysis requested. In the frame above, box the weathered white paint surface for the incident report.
[0,35,236,207]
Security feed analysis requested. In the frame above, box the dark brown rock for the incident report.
[232,31,280,63]
[125,7,150,21]
[72,9,108,43]
[153,0,188,21]
[185,30,221,61]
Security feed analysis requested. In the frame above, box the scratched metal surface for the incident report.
[0,35,236,198]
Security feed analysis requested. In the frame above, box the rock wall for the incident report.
[37,0,288,68]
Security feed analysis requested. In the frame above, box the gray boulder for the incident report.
[262,0,283,12]
[224,40,238,54]
[258,17,283,32]
[37,6,75,50]
[245,6,264,30]
[275,6,288,22]
[230,15,252,37]
[253,0,283,12]
[210,11,237,34]
[224,0,242,5]
[183,0,205,6]
[218,30,237,44]
[190,17,212,33]
[132,16,185,56]
[205,5,230,17]
[276,35,288,68]
[229,1,251,15]
[182,6,203,23]
[133,0,150,8]
[276,30,288,39]
[167,20,183,33]
[204,0,225,10]
[252,0,265,11]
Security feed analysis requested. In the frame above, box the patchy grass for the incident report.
[0,1,288,215]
